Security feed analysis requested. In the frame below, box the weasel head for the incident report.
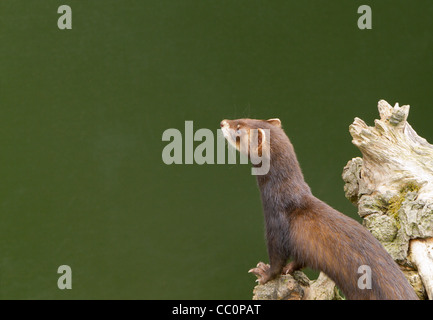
[220,118,282,160]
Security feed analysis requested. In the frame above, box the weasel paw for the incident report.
[282,261,303,275]
[248,262,272,285]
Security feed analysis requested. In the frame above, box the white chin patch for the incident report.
[221,127,238,150]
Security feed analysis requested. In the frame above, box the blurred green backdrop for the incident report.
[0,0,432,299]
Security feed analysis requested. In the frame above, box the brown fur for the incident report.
[221,118,418,300]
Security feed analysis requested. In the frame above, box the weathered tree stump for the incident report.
[343,100,433,299]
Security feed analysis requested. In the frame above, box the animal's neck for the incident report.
[256,146,311,212]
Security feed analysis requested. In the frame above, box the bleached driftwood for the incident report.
[343,100,433,299]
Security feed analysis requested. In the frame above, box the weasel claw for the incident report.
[248,262,271,285]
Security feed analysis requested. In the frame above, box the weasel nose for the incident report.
[220,120,228,127]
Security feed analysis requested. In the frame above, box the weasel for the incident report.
[220,118,418,300]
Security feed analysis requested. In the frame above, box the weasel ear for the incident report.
[267,118,281,127]
[258,128,266,147]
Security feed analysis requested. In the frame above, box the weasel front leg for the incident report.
[249,218,292,284]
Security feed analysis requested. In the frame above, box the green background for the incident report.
[1,0,432,299]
